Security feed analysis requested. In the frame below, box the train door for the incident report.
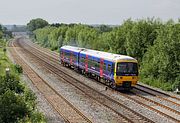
[70,52,73,65]
[85,55,88,72]
[60,50,64,63]
[100,58,104,77]
[77,52,81,67]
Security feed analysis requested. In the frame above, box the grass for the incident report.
[0,47,17,76]
[0,39,21,76]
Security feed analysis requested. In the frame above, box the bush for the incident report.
[0,75,46,123]
[0,75,24,94]
[24,88,37,111]
[0,90,29,123]
[172,76,180,91]
[3,48,6,53]
[140,77,173,91]
[15,64,23,73]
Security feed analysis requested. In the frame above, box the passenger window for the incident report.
[92,60,95,67]
[108,64,111,71]
[88,59,91,66]
[81,57,85,63]
[95,61,99,68]
[103,63,106,70]
[97,62,100,68]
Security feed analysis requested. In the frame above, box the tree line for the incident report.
[27,18,180,91]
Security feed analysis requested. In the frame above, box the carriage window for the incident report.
[81,57,85,63]
[90,59,94,66]
[65,52,70,58]
[72,54,76,61]
[97,62,100,68]
[94,61,97,67]
[92,60,95,67]
[88,59,92,66]
[103,63,106,70]
[67,52,70,58]
[95,61,99,68]
[108,64,111,71]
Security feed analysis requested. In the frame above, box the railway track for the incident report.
[134,85,180,110]
[126,92,180,121]
[9,40,92,123]
[135,84,180,102]
[11,37,179,122]
[15,38,156,123]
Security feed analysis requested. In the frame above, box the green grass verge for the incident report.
[0,48,17,76]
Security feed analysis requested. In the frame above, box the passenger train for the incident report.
[60,46,138,90]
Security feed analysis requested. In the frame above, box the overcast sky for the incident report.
[0,0,180,25]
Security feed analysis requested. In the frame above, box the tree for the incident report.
[96,24,112,32]
[0,31,3,39]
[0,24,2,32]
[27,18,49,31]
[2,27,12,38]
[77,26,98,48]
[0,24,3,39]
[125,19,161,62]
[51,23,61,27]
[140,22,180,90]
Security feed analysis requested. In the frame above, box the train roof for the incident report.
[60,45,137,62]
[60,45,84,52]
[81,49,137,62]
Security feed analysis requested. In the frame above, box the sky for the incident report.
[0,0,180,25]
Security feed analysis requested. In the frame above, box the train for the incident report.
[60,46,138,90]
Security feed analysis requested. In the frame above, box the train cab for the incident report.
[114,59,138,89]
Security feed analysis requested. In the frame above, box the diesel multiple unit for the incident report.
[60,46,138,90]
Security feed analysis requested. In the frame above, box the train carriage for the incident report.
[60,46,84,68]
[79,49,115,82]
[79,49,138,90]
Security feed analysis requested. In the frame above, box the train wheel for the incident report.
[97,76,100,82]
[110,82,116,89]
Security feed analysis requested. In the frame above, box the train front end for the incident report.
[114,58,138,90]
